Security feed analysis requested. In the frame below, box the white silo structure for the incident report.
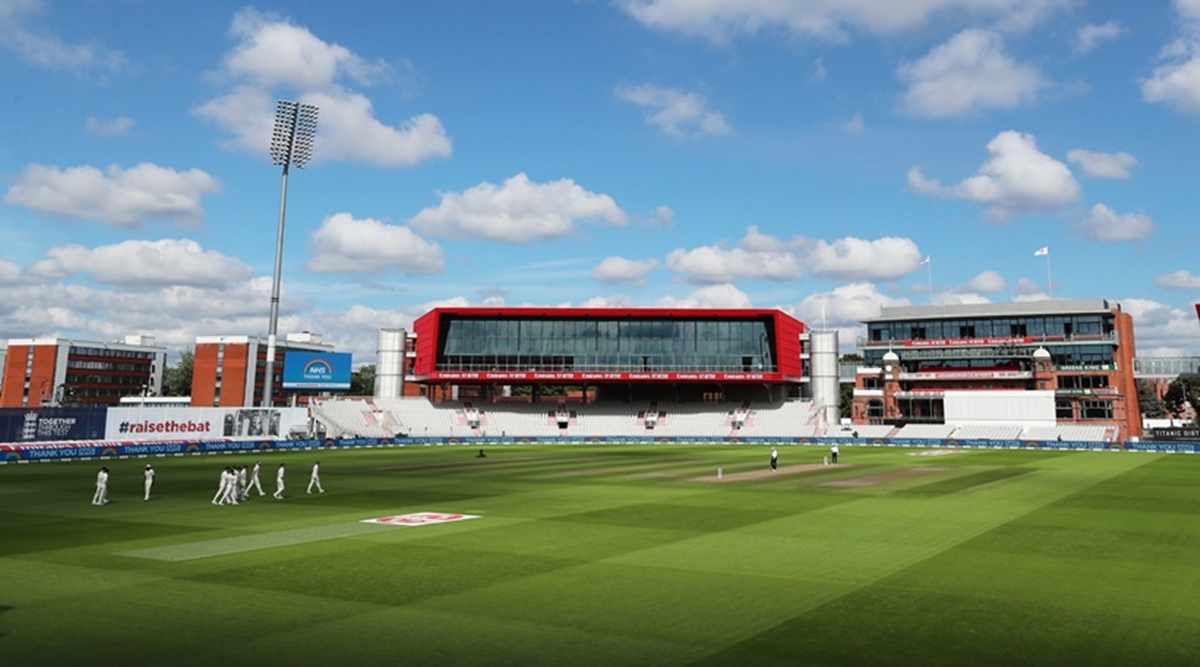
[807,329,841,430]
[375,328,407,399]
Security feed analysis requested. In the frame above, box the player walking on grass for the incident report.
[92,466,109,505]
[237,466,248,500]
[213,467,237,505]
[307,461,324,494]
[143,465,155,501]
[274,463,286,499]
[770,447,778,471]
[831,444,839,464]
[246,460,265,498]
[224,467,240,505]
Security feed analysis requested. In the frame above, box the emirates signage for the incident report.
[904,336,1033,348]
[904,370,1030,380]
[424,371,793,383]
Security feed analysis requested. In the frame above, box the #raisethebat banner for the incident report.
[103,407,310,441]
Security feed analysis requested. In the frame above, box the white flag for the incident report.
[1034,246,1049,256]
[920,255,930,266]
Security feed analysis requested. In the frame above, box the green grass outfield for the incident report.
[3,444,1200,666]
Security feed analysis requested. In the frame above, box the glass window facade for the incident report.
[864,312,1118,368]
[438,318,777,373]
[867,313,1112,343]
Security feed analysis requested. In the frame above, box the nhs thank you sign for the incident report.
[282,351,352,390]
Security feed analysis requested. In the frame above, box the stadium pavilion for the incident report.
[377,307,841,422]
[851,299,1142,441]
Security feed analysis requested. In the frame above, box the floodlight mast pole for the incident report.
[264,100,318,407]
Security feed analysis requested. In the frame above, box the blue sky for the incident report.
[2,0,1199,364]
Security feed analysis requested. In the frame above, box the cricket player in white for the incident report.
[246,461,265,497]
[770,447,778,471]
[143,465,155,501]
[274,463,286,499]
[307,461,324,494]
[221,467,240,506]
[237,466,248,500]
[212,468,225,505]
[213,467,237,505]
[92,467,109,505]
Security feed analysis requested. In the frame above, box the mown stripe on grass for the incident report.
[116,522,388,561]
[893,466,1035,496]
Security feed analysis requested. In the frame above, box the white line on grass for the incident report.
[116,522,387,562]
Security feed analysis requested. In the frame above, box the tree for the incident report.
[838,354,862,419]
[1136,379,1166,419]
[838,381,854,419]
[1162,377,1200,425]
[350,364,376,396]
[164,349,194,396]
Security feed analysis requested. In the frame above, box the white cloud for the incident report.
[578,294,635,308]
[3,163,221,228]
[843,112,864,134]
[666,245,804,284]
[898,30,1044,118]
[805,237,923,281]
[934,291,994,306]
[0,258,24,285]
[592,256,658,286]
[0,278,292,352]
[300,89,453,167]
[85,116,135,137]
[409,173,628,243]
[29,239,253,288]
[1012,277,1049,299]
[666,227,922,284]
[0,0,123,72]
[306,213,445,275]
[615,84,732,137]
[1119,297,1200,355]
[1154,270,1200,289]
[793,282,910,329]
[656,284,754,309]
[1142,3,1200,113]
[1077,203,1155,242]
[1143,43,1200,113]
[908,130,1080,220]
[645,205,676,227]
[193,8,452,167]
[961,270,1007,293]
[617,0,1069,41]
[1066,149,1138,179]
[223,8,391,89]
[1074,21,1124,55]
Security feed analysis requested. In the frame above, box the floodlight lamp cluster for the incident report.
[270,100,319,168]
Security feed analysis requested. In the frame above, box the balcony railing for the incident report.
[859,331,1119,349]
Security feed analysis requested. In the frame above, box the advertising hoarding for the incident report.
[282,351,352,390]
[103,407,309,441]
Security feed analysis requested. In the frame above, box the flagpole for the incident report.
[1045,253,1053,299]
[926,257,934,304]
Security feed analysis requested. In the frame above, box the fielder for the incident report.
[222,467,240,505]
[770,447,778,471]
[307,461,324,494]
[92,466,109,505]
[246,460,265,498]
[143,464,155,501]
[274,463,286,499]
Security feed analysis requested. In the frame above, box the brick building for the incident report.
[0,336,167,408]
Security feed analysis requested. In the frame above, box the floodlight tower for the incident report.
[264,99,318,407]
